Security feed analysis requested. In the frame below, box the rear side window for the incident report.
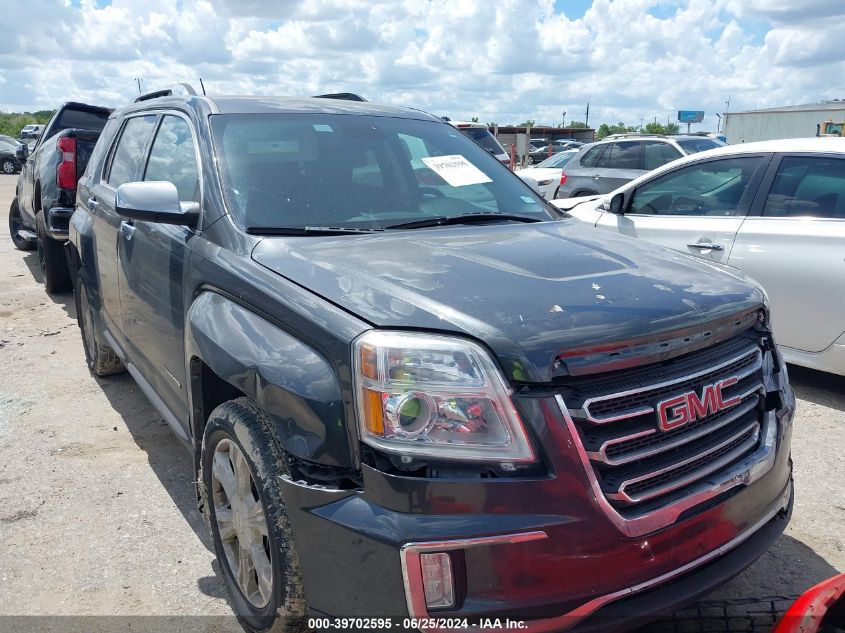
[579,145,605,168]
[677,138,723,154]
[107,115,158,188]
[643,141,682,170]
[461,127,506,155]
[629,156,762,216]
[600,142,641,169]
[84,117,120,182]
[764,156,845,219]
[144,116,200,202]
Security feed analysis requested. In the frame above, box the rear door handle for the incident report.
[687,242,724,251]
[120,221,135,239]
[87,197,98,208]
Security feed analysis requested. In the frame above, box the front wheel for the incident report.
[35,210,72,293]
[201,398,307,633]
[1,158,16,175]
[526,156,535,165]
[9,199,35,251]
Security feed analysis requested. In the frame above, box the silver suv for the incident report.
[555,134,724,198]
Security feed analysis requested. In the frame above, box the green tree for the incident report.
[566,121,588,128]
[471,116,479,123]
[596,122,638,139]
[517,120,536,128]
[0,110,55,139]
[643,121,681,135]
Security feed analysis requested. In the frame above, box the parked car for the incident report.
[526,140,576,164]
[0,140,22,175]
[449,120,510,166]
[70,87,793,633]
[556,137,845,375]
[9,101,112,292]
[556,134,725,198]
[19,124,44,139]
[0,134,20,146]
[518,149,577,199]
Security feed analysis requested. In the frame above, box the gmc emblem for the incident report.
[657,377,742,431]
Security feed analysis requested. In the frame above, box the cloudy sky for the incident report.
[1,0,844,129]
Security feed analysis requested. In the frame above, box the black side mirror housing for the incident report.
[15,144,29,164]
[609,192,625,214]
[116,181,199,227]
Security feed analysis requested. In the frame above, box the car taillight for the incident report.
[560,172,567,185]
[56,137,77,190]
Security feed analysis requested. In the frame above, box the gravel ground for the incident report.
[0,172,842,633]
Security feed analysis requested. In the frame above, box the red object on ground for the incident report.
[772,573,845,633]
[510,143,516,170]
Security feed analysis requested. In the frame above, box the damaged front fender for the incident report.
[185,291,355,469]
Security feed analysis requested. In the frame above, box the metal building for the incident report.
[723,101,845,144]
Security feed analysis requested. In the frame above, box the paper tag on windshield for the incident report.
[422,155,492,187]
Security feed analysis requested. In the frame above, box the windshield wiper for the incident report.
[245,226,383,236]
[386,212,543,230]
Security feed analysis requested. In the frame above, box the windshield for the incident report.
[210,114,549,231]
[461,127,506,156]
[677,138,724,154]
[536,151,576,168]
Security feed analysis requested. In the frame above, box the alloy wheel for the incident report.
[211,439,273,608]
[2,160,14,174]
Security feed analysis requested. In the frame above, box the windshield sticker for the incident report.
[421,155,492,187]
[521,196,537,204]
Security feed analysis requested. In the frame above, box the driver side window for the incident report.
[629,156,762,216]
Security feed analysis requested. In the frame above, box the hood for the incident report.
[551,194,604,212]
[252,220,765,383]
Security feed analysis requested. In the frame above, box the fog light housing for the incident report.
[420,552,455,609]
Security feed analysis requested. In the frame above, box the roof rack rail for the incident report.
[134,83,197,103]
[603,132,668,140]
[313,93,367,102]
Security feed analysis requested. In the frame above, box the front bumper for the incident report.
[279,392,794,628]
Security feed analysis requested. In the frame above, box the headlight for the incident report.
[353,331,535,462]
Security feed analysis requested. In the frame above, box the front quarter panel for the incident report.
[185,291,352,468]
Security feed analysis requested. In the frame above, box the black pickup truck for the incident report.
[70,90,794,633]
[9,101,111,292]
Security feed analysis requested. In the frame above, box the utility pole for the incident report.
[585,102,590,129]
[562,110,566,127]
[135,78,142,94]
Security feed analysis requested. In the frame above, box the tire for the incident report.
[35,210,72,293]
[200,398,307,633]
[1,158,16,175]
[9,199,35,251]
[75,274,126,377]
[526,156,535,165]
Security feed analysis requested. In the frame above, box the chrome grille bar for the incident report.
[588,384,763,466]
[610,422,761,504]
[580,345,762,424]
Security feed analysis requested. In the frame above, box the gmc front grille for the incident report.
[557,332,775,523]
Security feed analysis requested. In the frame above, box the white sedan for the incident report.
[553,137,845,376]
[518,150,577,200]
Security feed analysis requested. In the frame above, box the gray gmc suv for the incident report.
[556,134,724,198]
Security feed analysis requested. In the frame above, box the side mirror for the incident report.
[15,143,29,163]
[116,181,199,226]
[609,192,625,214]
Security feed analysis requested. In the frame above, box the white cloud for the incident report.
[0,0,843,129]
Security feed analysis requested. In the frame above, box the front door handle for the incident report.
[120,221,135,239]
[687,242,724,251]
[87,197,98,208]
